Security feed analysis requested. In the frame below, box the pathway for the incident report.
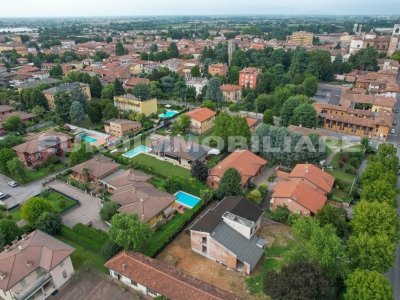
[46,180,109,231]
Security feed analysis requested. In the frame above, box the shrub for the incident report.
[246,190,262,205]
[36,212,62,234]
[268,175,276,182]
[21,197,54,224]
[100,202,119,222]
[270,205,291,224]
[258,184,269,196]
[101,239,122,259]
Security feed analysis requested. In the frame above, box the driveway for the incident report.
[46,180,109,231]
[50,269,144,300]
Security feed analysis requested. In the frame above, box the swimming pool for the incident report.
[159,110,178,119]
[81,135,98,144]
[123,145,151,158]
[175,191,201,209]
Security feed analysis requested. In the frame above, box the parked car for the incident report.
[8,181,18,188]
[393,120,397,126]
[0,193,5,199]
[395,109,399,114]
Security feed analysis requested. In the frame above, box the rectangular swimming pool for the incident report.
[175,191,201,209]
[81,135,98,144]
[159,110,178,119]
[123,145,151,158]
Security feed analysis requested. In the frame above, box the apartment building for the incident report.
[239,67,259,89]
[42,83,91,109]
[220,84,242,102]
[104,118,142,137]
[208,64,228,77]
[114,94,157,116]
[286,31,314,46]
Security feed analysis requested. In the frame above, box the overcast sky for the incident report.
[1,0,400,17]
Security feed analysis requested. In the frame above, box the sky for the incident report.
[0,0,400,17]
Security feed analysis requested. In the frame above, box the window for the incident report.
[62,270,67,279]
[147,288,158,296]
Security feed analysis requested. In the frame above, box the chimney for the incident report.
[122,264,127,271]
[12,240,18,246]
[0,272,7,280]
[21,233,27,241]
[4,245,10,252]
[25,260,32,268]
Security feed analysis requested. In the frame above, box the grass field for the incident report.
[18,162,65,184]
[55,232,108,273]
[131,153,190,178]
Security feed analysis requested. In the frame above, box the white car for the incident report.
[391,128,396,134]
[8,181,17,188]
[0,193,5,199]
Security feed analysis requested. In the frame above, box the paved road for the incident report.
[388,72,400,300]
[0,172,57,210]
[46,180,109,231]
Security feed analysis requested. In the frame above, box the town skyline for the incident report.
[1,0,400,17]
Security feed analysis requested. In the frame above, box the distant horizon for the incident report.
[1,0,400,18]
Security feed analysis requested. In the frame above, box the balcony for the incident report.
[14,273,55,300]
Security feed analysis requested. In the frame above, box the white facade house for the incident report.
[0,231,75,300]
[186,77,208,96]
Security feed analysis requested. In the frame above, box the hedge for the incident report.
[60,224,109,253]
[145,201,205,257]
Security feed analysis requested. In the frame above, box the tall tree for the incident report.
[285,217,348,282]
[109,214,152,251]
[291,103,318,128]
[191,160,209,182]
[87,100,103,124]
[132,84,151,101]
[351,200,399,242]
[217,168,242,198]
[344,269,393,300]
[103,103,119,120]
[90,76,103,98]
[69,101,85,125]
[115,41,125,56]
[347,233,395,273]
[0,220,20,249]
[205,77,223,103]
[20,197,54,224]
[264,262,329,300]
[54,91,73,123]
[114,79,125,96]
[315,205,348,238]
[49,64,63,78]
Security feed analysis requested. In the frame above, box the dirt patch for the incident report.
[257,218,292,248]
[157,231,262,300]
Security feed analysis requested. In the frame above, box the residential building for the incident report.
[286,31,314,46]
[246,117,262,133]
[208,64,228,77]
[0,105,15,120]
[123,77,150,90]
[105,251,240,300]
[185,108,216,135]
[104,119,142,137]
[0,230,74,300]
[314,102,392,141]
[207,150,267,189]
[42,83,91,110]
[70,155,121,182]
[150,137,212,168]
[271,164,335,216]
[185,77,208,96]
[114,94,157,116]
[189,196,266,275]
[239,67,259,89]
[13,131,73,167]
[220,84,242,102]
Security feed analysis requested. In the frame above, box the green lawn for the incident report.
[246,240,295,295]
[18,162,66,184]
[55,233,108,273]
[131,153,190,178]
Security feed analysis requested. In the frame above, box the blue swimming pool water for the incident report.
[123,145,151,158]
[175,191,201,209]
[159,110,178,119]
[81,135,98,144]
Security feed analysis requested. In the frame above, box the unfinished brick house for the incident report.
[188,196,266,275]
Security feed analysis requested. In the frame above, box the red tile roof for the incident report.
[209,150,267,186]
[220,84,242,92]
[186,108,216,123]
[289,164,335,194]
[272,181,327,214]
[105,251,241,300]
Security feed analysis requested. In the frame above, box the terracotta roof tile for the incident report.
[186,108,216,123]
